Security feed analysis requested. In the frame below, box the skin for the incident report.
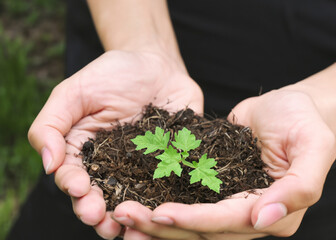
[28,0,336,239]
[113,84,336,239]
[110,66,336,240]
[28,49,203,239]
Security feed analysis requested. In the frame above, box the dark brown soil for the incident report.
[81,105,273,211]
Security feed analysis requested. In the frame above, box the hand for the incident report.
[28,49,203,239]
[111,88,336,239]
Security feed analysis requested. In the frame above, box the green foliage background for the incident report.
[0,0,65,238]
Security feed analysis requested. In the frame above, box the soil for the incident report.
[81,105,274,211]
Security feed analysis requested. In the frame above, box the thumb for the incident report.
[251,127,336,230]
[28,80,84,174]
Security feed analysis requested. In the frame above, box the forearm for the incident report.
[285,63,336,134]
[87,0,183,63]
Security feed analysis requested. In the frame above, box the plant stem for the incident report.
[181,158,195,169]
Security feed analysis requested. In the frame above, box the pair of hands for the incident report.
[28,49,336,240]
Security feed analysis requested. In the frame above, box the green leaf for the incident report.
[131,127,170,154]
[172,127,201,152]
[189,154,222,193]
[181,151,189,159]
[153,145,182,178]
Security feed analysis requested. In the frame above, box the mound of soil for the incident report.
[81,105,273,210]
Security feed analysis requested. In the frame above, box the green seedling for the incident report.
[131,127,223,193]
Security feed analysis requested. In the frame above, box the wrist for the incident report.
[88,0,185,69]
[283,63,336,134]
[115,36,185,69]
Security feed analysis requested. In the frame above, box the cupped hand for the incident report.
[113,88,336,239]
[28,49,203,239]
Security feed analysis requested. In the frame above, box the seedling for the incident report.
[131,127,223,193]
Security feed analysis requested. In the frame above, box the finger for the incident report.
[152,194,261,234]
[219,190,305,236]
[54,141,91,197]
[28,80,84,174]
[199,232,267,240]
[94,212,122,240]
[112,201,199,239]
[123,227,153,240]
[152,194,305,237]
[71,185,106,226]
[259,208,306,237]
[251,124,336,230]
[55,164,90,197]
[54,126,97,197]
[227,97,255,126]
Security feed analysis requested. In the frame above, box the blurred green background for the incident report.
[0,0,65,238]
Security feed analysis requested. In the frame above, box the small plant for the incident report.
[131,127,223,193]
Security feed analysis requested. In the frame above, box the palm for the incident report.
[114,89,335,240]
[230,90,333,183]
[29,50,203,236]
[64,50,203,160]
[224,89,335,234]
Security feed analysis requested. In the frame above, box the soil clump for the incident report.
[81,104,273,210]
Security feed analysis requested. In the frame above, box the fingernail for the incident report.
[41,147,53,174]
[151,216,174,225]
[112,215,134,227]
[254,203,287,230]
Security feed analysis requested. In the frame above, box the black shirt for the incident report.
[170,0,336,115]
[66,0,336,116]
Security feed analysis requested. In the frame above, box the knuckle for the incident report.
[54,166,69,189]
[326,131,336,153]
[287,173,322,208]
[27,124,37,146]
[154,202,177,215]
[94,226,119,240]
[274,218,302,237]
[77,201,105,226]
[298,182,321,206]
[266,213,304,238]
[275,227,299,238]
